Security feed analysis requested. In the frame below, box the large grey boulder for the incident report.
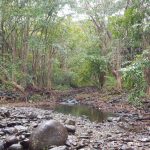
[29,120,68,150]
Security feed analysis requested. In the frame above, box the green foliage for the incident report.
[0,55,27,86]
[121,51,150,106]
[76,55,107,88]
[109,0,149,49]
[0,0,149,110]
[105,75,117,90]
[52,59,77,89]
[52,70,77,89]
[29,94,43,102]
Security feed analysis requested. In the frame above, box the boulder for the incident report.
[29,120,68,150]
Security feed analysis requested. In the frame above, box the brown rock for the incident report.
[29,120,68,150]
[4,136,19,148]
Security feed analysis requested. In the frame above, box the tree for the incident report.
[0,0,72,90]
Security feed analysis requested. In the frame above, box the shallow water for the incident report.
[54,104,111,122]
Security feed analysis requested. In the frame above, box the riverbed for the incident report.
[0,105,150,150]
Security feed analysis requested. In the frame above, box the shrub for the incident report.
[121,51,150,106]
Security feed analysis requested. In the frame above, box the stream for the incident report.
[54,104,112,122]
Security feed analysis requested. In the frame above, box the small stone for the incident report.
[0,116,4,120]
[45,116,53,120]
[0,123,6,128]
[0,132,5,136]
[65,119,75,125]
[147,127,150,131]
[0,141,4,150]
[4,111,10,118]
[107,117,120,122]
[23,132,31,138]
[20,139,29,149]
[19,135,25,140]
[49,146,67,150]
[37,115,43,119]
[121,145,130,150]
[65,125,76,133]
[4,136,19,148]
[139,138,150,142]
[2,128,18,135]
[30,122,38,128]
[7,122,21,127]
[66,135,78,146]
[14,126,27,133]
[8,143,23,150]
[79,135,90,139]
[27,112,37,119]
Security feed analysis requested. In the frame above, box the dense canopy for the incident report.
[0,0,150,105]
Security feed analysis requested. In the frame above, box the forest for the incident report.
[0,0,150,150]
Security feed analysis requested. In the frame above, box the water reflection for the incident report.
[54,104,110,122]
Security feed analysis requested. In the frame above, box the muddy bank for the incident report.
[0,106,150,150]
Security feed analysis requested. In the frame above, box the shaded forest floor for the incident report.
[0,87,150,149]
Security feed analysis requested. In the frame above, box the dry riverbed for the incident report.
[0,88,150,149]
[0,105,150,150]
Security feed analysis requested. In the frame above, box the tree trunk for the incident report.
[112,69,122,90]
[21,17,30,86]
[98,72,106,89]
[47,48,53,90]
[144,68,150,96]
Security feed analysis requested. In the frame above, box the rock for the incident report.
[146,126,150,131]
[65,119,75,125]
[49,146,67,150]
[0,116,4,120]
[14,125,27,133]
[0,141,4,150]
[67,98,78,104]
[139,138,150,142]
[66,135,78,147]
[45,116,53,120]
[20,139,29,149]
[26,112,37,119]
[7,122,21,127]
[0,123,6,128]
[29,120,68,150]
[0,131,5,136]
[107,117,120,122]
[4,136,19,148]
[4,111,10,118]
[23,132,31,138]
[65,125,76,133]
[8,144,23,150]
[2,127,18,134]
[19,135,25,140]
[30,122,38,128]
[79,135,90,139]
